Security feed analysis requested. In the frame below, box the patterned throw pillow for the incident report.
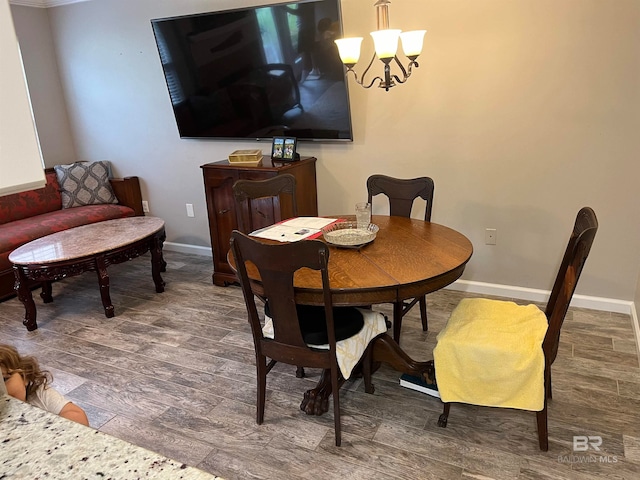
[54,161,118,209]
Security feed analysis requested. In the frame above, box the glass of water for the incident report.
[355,202,371,228]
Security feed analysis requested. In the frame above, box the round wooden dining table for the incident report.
[229,215,473,415]
[292,215,471,306]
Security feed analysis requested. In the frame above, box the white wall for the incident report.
[10,0,640,303]
[0,0,44,195]
[11,4,77,166]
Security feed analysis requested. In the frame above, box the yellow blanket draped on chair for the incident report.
[433,298,548,411]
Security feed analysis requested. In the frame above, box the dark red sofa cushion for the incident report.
[0,204,135,274]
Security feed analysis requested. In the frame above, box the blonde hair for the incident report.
[0,344,51,397]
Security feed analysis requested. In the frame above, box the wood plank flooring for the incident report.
[1,251,639,479]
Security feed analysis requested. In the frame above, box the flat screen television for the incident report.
[151,0,353,142]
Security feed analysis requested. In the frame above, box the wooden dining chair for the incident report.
[232,174,305,376]
[230,231,380,447]
[433,207,598,451]
[367,174,435,342]
[232,174,297,234]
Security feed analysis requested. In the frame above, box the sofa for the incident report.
[0,164,144,300]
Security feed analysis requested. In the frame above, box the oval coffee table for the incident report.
[9,216,166,331]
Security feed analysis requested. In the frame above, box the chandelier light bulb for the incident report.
[400,30,427,58]
[370,29,401,60]
[335,37,364,66]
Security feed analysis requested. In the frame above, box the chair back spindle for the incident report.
[232,174,297,233]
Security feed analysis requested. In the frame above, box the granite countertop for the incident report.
[0,394,221,479]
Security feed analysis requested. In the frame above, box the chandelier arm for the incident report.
[406,60,419,76]
[393,55,409,78]
[359,52,378,83]
[363,75,386,89]
[391,59,420,85]
[345,52,387,89]
[390,74,406,85]
[347,69,386,89]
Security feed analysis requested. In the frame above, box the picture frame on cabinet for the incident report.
[271,137,298,162]
[271,137,285,159]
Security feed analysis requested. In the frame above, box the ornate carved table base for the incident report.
[10,218,166,331]
[299,333,436,416]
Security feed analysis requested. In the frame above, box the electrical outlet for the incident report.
[485,228,497,245]
[142,200,149,213]
[186,203,195,217]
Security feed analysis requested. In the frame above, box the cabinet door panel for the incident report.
[201,158,317,287]
[204,171,238,283]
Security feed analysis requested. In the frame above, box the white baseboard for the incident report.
[162,243,640,356]
[448,279,633,314]
[448,280,640,360]
[163,241,212,257]
[631,302,640,361]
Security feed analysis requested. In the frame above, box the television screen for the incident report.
[151,0,353,142]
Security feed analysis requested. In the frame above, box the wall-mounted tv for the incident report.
[151,0,353,142]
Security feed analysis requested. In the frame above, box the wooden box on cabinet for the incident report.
[201,157,318,286]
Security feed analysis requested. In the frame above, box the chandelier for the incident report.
[334,0,426,92]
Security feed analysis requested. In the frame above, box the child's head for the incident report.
[0,344,51,396]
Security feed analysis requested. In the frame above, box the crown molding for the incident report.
[9,0,91,8]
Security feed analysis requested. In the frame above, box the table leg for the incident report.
[95,255,114,318]
[150,235,165,293]
[371,334,435,379]
[300,368,345,416]
[15,271,38,331]
[300,333,435,416]
[393,301,403,344]
[40,281,53,303]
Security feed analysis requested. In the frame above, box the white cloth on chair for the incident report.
[263,308,388,379]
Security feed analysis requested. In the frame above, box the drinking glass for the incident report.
[355,202,372,228]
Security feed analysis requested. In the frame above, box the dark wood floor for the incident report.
[1,251,639,479]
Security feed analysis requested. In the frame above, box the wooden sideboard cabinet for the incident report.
[201,157,318,286]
